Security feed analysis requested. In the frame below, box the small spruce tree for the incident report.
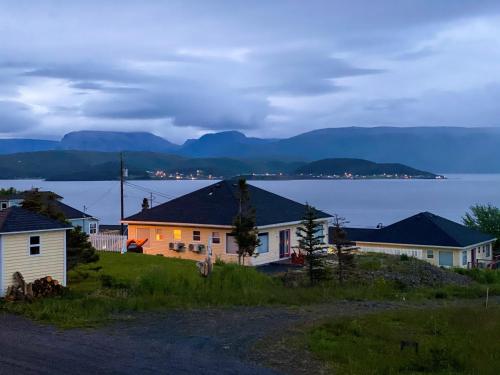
[231,179,260,265]
[330,214,355,283]
[142,197,150,211]
[22,189,99,269]
[296,204,327,286]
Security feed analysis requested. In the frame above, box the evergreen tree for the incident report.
[330,215,355,283]
[296,204,327,285]
[22,189,99,269]
[463,204,500,252]
[231,179,260,265]
[67,226,100,269]
[142,197,150,211]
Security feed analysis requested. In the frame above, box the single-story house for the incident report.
[55,201,99,235]
[0,207,72,296]
[0,190,99,235]
[123,180,332,266]
[334,212,496,268]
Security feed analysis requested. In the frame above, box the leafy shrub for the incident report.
[400,254,409,261]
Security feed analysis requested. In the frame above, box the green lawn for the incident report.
[0,253,497,328]
[307,305,500,374]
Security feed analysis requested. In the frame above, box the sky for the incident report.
[1,0,500,143]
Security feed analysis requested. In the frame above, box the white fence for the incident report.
[90,233,127,253]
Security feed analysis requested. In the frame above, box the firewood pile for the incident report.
[5,272,64,302]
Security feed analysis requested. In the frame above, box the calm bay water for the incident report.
[1,174,499,227]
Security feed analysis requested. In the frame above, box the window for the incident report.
[257,233,269,253]
[212,232,220,244]
[438,251,453,267]
[462,250,467,266]
[29,236,41,255]
[315,225,324,239]
[486,244,491,258]
[155,228,164,241]
[0,202,7,210]
[193,230,201,241]
[226,234,238,254]
[426,250,434,259]
[173,229,182,241]
[89,222,97,234]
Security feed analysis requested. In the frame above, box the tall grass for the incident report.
[307,306,500,374]
[0,253,496,328]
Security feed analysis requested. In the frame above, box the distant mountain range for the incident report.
[1,127,500,172]
[0,151,435,181]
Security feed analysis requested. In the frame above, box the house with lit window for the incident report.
[123,180,332,266]
[0,207,72,296]
[0,190,99,235]
[337,212,496,269]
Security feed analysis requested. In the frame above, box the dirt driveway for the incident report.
[0,300,405,374]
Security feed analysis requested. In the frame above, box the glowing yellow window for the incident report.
[173,229,182,241]
[155,229,164,241]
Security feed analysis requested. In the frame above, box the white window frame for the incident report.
[89,222,97,234]
[212,232,221,244]
[257,233,269,254]
[0,201,7,210]
[462,250,467,266]
[29,235,41,256]
[193,230,201,242]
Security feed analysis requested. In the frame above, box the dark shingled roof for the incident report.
[0,207,72,233]
[55,201,95,220]
[125,180,332,226]
[334,212,496,248]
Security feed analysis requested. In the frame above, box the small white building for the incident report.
[0,207,72,296]
[337,212,496,269]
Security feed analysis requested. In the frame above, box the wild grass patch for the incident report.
[0,252,496,328]
[307,305,500,374]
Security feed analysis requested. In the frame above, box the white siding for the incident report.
[1,230,66,296]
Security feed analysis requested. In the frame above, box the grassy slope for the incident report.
[307,305,500,374]
[0,253,498,328]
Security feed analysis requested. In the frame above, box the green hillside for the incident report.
[0,151,438,180]
[294,158,438,178]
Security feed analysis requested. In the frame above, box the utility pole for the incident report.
[120,153,125,235]
[150,192,153,208]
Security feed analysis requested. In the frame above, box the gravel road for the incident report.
[0,300,435,374]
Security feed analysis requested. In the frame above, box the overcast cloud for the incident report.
[0,0,500,142]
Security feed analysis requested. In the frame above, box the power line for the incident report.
[86,182,118,209]
[124,181,175,200]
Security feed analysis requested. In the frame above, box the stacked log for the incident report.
[4,272,64,302]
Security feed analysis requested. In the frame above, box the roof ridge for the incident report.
[422,214,462,247]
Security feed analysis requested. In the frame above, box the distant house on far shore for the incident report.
[123,180,332,266]
[0,190,99,235]
[336,212,496,269]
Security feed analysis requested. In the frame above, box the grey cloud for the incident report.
[82,79,269,130]
[0,101,38,132]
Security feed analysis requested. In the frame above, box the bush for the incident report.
[454,268,500,284]
[400,254,409,261]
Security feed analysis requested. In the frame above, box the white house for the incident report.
[0,190,99,235]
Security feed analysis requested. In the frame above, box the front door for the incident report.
[279,229,290,258]
[471,248,476,267]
